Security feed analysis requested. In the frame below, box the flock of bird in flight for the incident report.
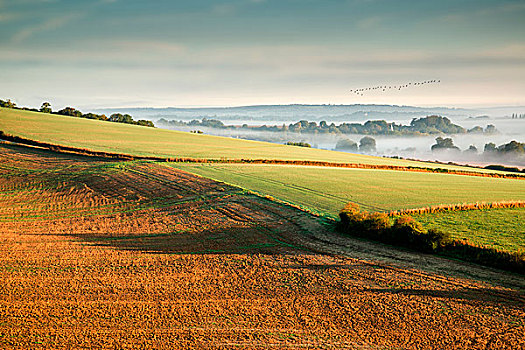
[350,80,441,96]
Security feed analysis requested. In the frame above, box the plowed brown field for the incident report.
[1,143,524,349]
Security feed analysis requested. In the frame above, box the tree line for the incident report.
[0,99,154,128]
[158,115,497,136]
[431,137,525,156]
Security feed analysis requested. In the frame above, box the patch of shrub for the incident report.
[363,212,390,232]
[285,141,311,148]
[338,203,523,273]
[485,164,524,173]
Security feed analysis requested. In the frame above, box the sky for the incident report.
[1,0,524,109]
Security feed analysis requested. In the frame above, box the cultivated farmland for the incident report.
[1,143,524,349]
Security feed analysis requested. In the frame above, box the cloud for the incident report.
[434,1,525,23]
[5,0,59,4]
[11,14,79,42]
[0,39,187,67]
[3,41,523,77]
[0,12,18,22]
[212,3,237,15]
[356,16,382,29]
[211,0,266,15]
[475,1,525,16]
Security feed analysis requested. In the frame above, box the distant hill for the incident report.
[477,106,525,118]
[93,104,480,123]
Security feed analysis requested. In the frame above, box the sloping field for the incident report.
[1,144,524,349]
[413,208,525,253]
[0,107,510,173]
[170,163,525,216]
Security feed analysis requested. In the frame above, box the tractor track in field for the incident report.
[193,163,387,212]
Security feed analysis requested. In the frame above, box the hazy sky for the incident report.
[1,0,524,109]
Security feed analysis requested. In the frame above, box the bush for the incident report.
[363,212,390,232]
[431,137,460,152]
[335,138,358,151]
[393,215,423,232]
[136,120,155,127]
[390,215,441,252]
[339,203,367,230]
[359,136,376,152]
[285,141,311,148]
[338,202,522,273]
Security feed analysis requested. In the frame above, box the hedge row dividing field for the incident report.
[387,200,525,216]
[4,143,525,348]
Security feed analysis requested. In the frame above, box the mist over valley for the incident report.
[119,104,525,168]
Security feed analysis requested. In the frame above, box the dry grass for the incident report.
[1,144,524,349]
[388,200,525,216]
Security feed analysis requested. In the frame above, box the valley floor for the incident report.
[0,144,523,349]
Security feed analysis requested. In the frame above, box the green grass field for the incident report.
[413,208,525,253]
[0,107,512,173]
[169,163,525,218]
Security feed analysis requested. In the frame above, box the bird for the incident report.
[349,79,440,96]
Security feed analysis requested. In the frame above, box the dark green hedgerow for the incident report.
[338,203,524,274]
[339,203,450,253]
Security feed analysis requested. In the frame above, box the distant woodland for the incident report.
[158,115,496,136]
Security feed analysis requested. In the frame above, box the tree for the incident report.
[109,113,134,124]
[431,137,459,151]
[335,138,358,151]
[40,102,52,114]
[82,113,108,121]
[484,125,497,134]
[498,140,525,154]
[464,145,478,153]
[484,142,497,153]
[57,107,82,118]
[467,126,483,134]
[410,115,465,134]
[136,120,155,127]
[0,99,16,108]
[285,141,311,148]
[359,136,376,152]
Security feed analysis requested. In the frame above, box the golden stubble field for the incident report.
[0,144,524,349]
